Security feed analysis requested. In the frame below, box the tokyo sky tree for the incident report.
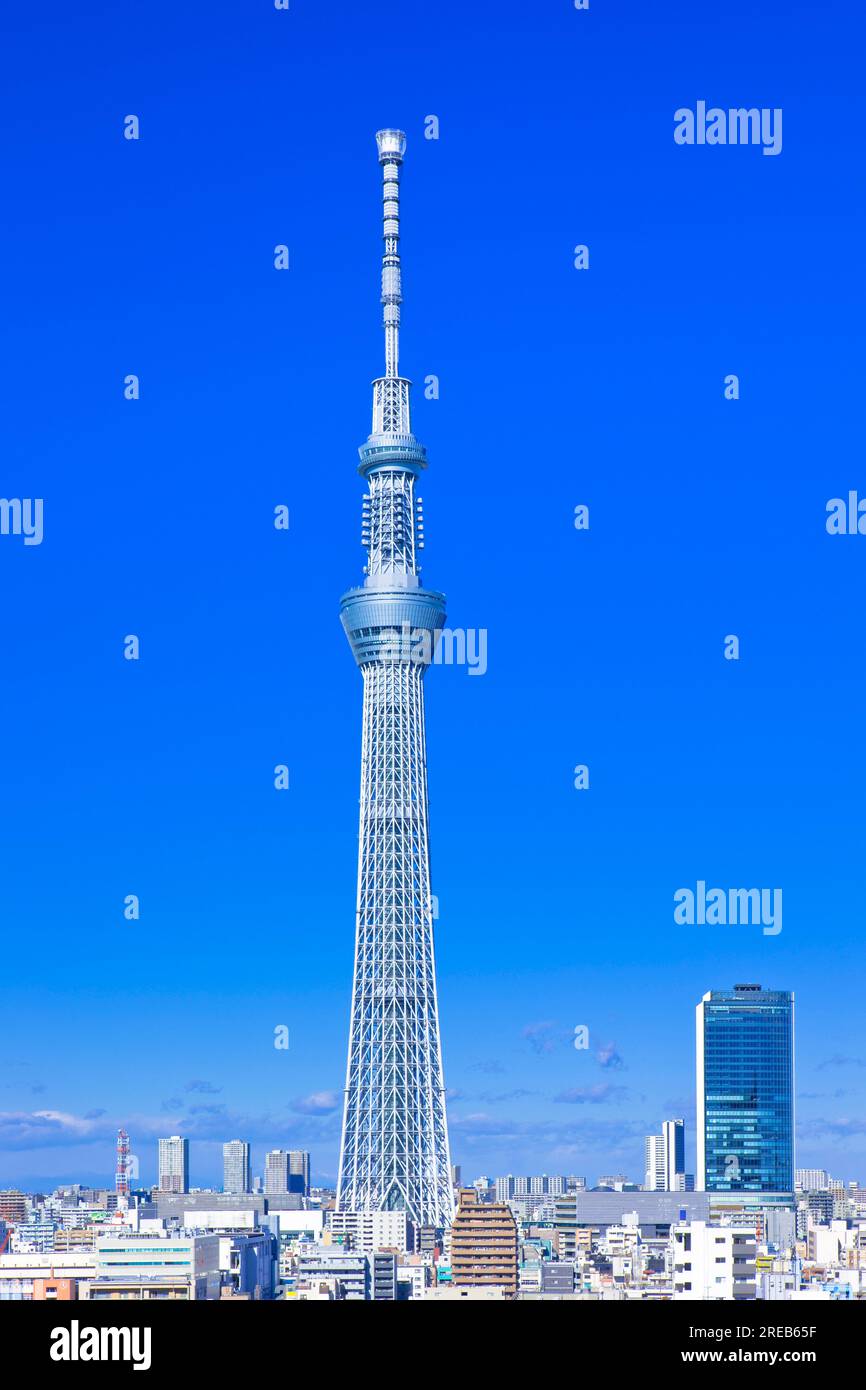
[336,130,454,1229]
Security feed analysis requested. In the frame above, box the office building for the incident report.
[696,984,794,1192]
[88,1232,222,1300]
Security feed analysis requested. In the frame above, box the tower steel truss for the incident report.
[336,131,454,1229]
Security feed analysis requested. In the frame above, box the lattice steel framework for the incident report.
[336,131,453,1229]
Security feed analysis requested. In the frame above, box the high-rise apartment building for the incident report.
[795,1169,830,1192]
[0,1191,28,1223]
[223,1140,251,1195]
[696,984,794,1192]
[157,1136,189,1194]
[288,1151,310,1196]
[265,1150,290,1195]
[645,1119,687,1191]
[450,1189,518,1298]
[336,130,452,1229]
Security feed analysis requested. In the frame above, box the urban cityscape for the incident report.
[3,2,863,1365]
[2,987,864,1301]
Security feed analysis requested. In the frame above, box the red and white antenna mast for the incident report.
[116,1128,130,1203]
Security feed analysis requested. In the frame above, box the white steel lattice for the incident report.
[337,662,452,1226]
[337,130,454,1229]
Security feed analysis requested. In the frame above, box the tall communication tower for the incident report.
[115,1127,131,1201]
[336,131,453,1229]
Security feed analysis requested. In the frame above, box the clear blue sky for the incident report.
[2,0,864,1192]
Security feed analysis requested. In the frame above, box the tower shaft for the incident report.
[336,131,453,1229]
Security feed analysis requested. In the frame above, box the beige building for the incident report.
[450,1189,518,1297]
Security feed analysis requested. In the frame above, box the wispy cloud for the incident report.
[0,1102,343,1154]
[521,1021,571,1055]
[798,1089,854,1102]
[290,1090,342,1116]
[818,1055,866,1071]
[797,1116,866,1142]
[478,1088,537,1105]
[0,1110,108,1151]
[554,1084,629,1105]
[185,1079,223,1095]
[447,1111,647,1167]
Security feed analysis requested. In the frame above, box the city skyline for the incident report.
[2,0,866,1196]
[3,974,860,1196]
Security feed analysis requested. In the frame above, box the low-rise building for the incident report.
[671,1222,757,1301]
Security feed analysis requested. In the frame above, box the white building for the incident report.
[327,1209,408,1253]
[396,1263,429,1298]
[645,1119,686,1191]
[88,1231,221,1300]
[265,1150,290,1194]
[796,1169,830,1192]
[0,1250,97,1300]
[223,1140,251,1195]
[158,1136,189,1194]
[671,1221,757,1300]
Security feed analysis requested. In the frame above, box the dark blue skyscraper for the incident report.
[696,984,794,1193]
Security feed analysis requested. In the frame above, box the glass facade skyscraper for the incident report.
[696,984,794,1193]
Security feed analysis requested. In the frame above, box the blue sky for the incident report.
[2,0,864,1191]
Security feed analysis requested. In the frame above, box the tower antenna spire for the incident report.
[370,130,413,439]
[376,129,406,382]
